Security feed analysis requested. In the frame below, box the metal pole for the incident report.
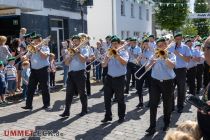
[80,4,84,33]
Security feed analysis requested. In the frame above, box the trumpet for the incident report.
[67,39,89,57]
[27,36,51,53]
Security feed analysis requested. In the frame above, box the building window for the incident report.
[139,6,142,19]
[146,9,149,21]
[131,3,134,18]
[127,31,130,38]
[121,31,124,39]
[121,0,125,16]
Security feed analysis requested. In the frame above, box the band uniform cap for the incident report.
[202,36,208,41]
[71,35,81,41]
[130,37,137,42]
[24,32,36,38]
[156,37,166,44]
[185,39,192,44]
[185,35,190,38]
[195,42,202,47]
[31,34,42,40]
[78,33,88,37]
[7,57,16,62]
[125,37,132,41]
[149,34,155,38]
[0,60,3,65]
[174,33,183,38]
[111,36,121,43]
[105,35,112,39]
[142,38,149,43]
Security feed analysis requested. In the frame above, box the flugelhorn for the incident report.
[27,36,51,53]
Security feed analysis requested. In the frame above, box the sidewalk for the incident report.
[0,70,198,140]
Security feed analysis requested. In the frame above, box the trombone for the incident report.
[107,42,128,57]
[67,39,89,57]
[134,47,170,80]
[27,36,51,53]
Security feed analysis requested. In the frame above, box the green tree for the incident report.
[181,19,198,36]
[155,0,188,35]
[194,0,209,37]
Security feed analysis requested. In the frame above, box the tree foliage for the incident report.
[155,0,188,35]
[181,19,198,36]
[194,0,209,37]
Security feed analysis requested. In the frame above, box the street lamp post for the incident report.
[77,0,85,33]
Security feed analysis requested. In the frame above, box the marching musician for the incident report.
[146,38,176,135]
[185,40,201,95]
[135,38,153,108]
[21,34,50,110]
[169,33,191,113]
[195,42,205,94]
[79,33,95,96]
[60,35,89,117]
[125,38,141,94]
[101,36,129,123]
[100,35,112,92]
[148,34,157,52]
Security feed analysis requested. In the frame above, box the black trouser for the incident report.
[102,67,108,85]
[50,72,55,86]
[26,66,50,108]
[104,75,126,119]
[197,111,210,140]
[86,71,91,95]
[196,64,204,92]
[125,62,137,91]
[173,68,187,110]
[203,61,210,87]
[135,66,151,104]
[150,78,174,128]
[187,67,196,95]
[86,63,91,95]
[65,70,87,113]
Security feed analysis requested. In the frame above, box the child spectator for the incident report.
[49,53,56,88]
[0,61,7,106]
[5,57,17,97]
[19,28,27,39]
[21,61,30,100]
[0,36,12,65]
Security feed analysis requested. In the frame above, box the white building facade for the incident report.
[88,0,153,45]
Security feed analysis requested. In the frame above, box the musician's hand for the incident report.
[74,48,80,53]
[174,50,180,56]
[198,101,210,115]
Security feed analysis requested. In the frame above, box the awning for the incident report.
[0,0,43,11]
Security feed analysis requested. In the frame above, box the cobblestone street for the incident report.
[0,70,197,140]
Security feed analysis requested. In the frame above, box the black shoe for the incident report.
[118,118,125,123]
[162,124,169,131]
[59,112,70,117]
[21,106,32,110]
[101,117,112,123]
[130,85,135,88]
[177,108,183,113]
[124,90,129,94]
[136,103,143,108]
[146,126,156,135]
[42,105,50,109]
[79,111,88,116]
[99,87,104,92]
[146,103,150,108]
[112,98,117,102]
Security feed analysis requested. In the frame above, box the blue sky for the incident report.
[190,0,195,12]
